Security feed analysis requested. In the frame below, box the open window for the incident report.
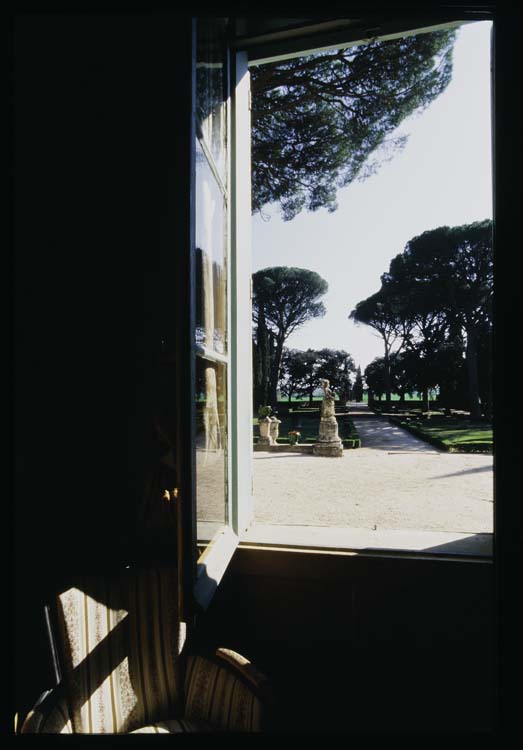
[187,9,494,614]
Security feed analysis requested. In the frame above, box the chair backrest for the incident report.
[52,563,186,733]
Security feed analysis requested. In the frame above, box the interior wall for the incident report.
[12,12,190,721]
[195,547,495,732]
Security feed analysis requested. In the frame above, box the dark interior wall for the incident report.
[196,548,495,732]
[13,12,191,718]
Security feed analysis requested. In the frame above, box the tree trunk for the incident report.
[484,390,492,422]
[384,346,391,404]
[255,310,270,408]
[269,332,283,408]
[466,328,482,420]
[481,329,493,421]
[252,342,260,408]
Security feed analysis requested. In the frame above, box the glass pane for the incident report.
[196,17,227,182]
[196,356,228,541]
[195,139,227,355]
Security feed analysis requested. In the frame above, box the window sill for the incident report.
[240,522,492,558]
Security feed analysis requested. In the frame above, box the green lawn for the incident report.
[391,416,493,453]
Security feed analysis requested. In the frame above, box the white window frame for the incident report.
[193,44,252,611]
[193,10,495,611]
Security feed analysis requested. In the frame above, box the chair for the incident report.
[21,563,270,733]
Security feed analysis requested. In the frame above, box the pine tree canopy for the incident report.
[251,29,456,220]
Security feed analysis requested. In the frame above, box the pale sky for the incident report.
[252,21,493,374]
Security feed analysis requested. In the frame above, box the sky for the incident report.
[252,21,493,374]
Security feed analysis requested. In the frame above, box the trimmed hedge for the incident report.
[342,438,362,449]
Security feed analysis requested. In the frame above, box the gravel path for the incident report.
[253,404,493,533]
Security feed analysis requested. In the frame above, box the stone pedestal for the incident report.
[312,442,344,457]
[313,386,344,457]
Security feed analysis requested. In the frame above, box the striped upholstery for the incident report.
[20,690,73,734]
[131,719,216,733]
[185,653,266,731]
[21,564,270,734]
[54,565,185,733]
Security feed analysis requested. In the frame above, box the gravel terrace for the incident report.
[252,403,493,534]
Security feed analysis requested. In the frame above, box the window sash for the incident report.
[191,31,252,611]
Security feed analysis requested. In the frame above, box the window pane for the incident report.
[196,17,227,182]
[195,139,227,355]
[196,356,228,541]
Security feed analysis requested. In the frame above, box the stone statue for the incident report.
[320,378,336,400]
[313,379,344,457]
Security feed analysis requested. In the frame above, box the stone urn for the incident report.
[258,416,272,447]
[269,416,281,445]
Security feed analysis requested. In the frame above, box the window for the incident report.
[191,18,252,609]
[194,18,229,544]
[189,10,494,611]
